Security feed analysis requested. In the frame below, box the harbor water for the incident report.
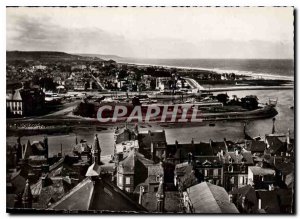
[7,89,294,157]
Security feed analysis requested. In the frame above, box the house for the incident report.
[166,140,214,164]
[231,185,258,213]
[145,163,164,193]
[265,135,286,156]
[174,162,195,189]
[244,140,266,155]
[116,150,154,193]
[6,88,45,116]
[48,176,147,212]
[220,149,253,191]
[183,182,239,213]
[138,130,167,162]
[248,166,276,190]
[193,156,224,186]
[114,125,137,144]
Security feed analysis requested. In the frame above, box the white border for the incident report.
[1,1,298,218]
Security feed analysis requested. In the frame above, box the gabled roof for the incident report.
[49,177,147,212]
[138,130,166,149]
[223,151,253,164]
[256,190,280,213]
[248,166,275,175]
[12,89,22,101]
[118,150,135,174]
[86,162,101,177]
[245,140,266,153]
[48,178,94,211]
[265,136,285,154]
[186,182,239,213]
[148,163,164,184]
[23,140,33,159]
[73,142,91,154]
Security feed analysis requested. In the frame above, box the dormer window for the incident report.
[156,175,161,182]
[228,164,233,172]
[241,165,246,173]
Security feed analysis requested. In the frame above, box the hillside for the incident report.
[6,51,102,62]
[75,53,122,61]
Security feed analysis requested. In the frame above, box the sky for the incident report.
[6,7,294,59]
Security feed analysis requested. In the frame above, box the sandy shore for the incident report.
[119,61,294,81]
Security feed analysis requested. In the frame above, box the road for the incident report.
[183,77,205,91]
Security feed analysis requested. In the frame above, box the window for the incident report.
[156,175,161,182]
[213,169,219,177]
[239,176,244,184]
[118,175,123,186]
[204,169,208,176]
[126,177,131,185]
[125,187,130,193]
[228,165,233,172]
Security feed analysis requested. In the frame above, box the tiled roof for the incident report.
[49,178,94,210]
[141,191,182,212]
[223,151,253,164]
[256,190,280,213]
[248,166,275,175]
[187,182,239,213]
[49,177,147,212]
[119,150,135,174]
[73,143,91,154]
[245,140,266,152]
[86,162,101,177]
[265,136,285,154]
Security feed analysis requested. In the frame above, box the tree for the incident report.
[241,95,259,110]
[216,93,229,104]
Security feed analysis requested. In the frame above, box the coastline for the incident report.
[118,60,294,81]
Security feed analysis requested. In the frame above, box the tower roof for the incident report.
[22,179,32,201]
[92,134,101,152]
[156,177,165,197]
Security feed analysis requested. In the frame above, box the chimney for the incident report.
[224,138,228,153]
[272,118,276,134]
[41,175,47,187]
[258,198,262,209]
[188,152,193,165]
[228,194,233,203]
[287,129,291,145]
[242,196,246,209]
[138,186,145,205]
[42,164,49,173]
[191,138,194,145]
[235,149,239,157]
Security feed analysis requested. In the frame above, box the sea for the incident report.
[119,58,294,80]
[7,59,295,157]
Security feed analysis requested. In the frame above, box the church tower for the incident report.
[156,176,165,212]
[22,179,33,208]
[91,134,101,165]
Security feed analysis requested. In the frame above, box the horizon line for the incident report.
[6,50,294,60]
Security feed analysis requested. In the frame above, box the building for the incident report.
[248,166,276,190]
[220,149,254,191]
[116,150,154,193]
[48,171,146,212]
[138,130,167,162]
[6,88,45,116]
[183,182,239,213]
